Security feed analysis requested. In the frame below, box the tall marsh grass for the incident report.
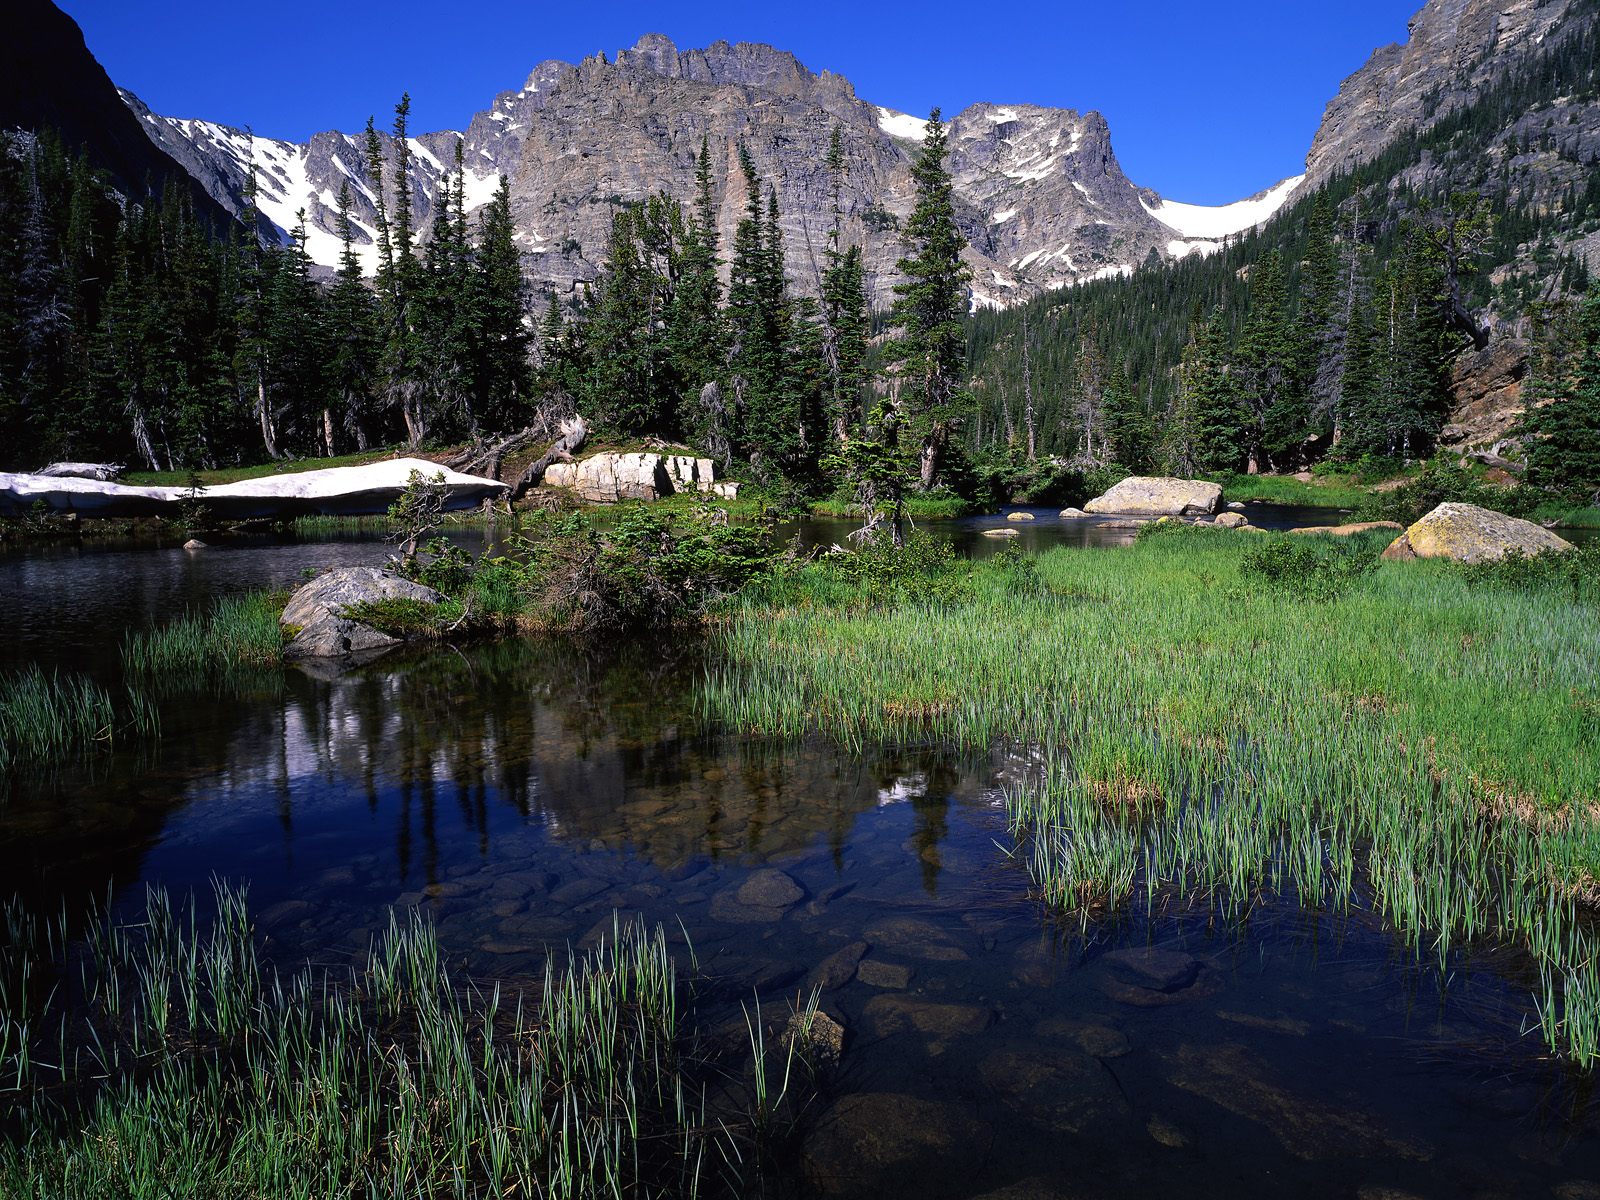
[709,526,1600,1062]
[0,886,782,1197]
[122,590,287,678]
[0,667,157,772]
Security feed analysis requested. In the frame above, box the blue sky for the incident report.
[63,0,1417,204]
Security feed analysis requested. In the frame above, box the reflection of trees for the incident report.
[0,635,996,912]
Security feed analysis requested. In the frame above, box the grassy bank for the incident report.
[1216,471,1371,509]
[0,886,806,1197]
[708,526,1600,1061]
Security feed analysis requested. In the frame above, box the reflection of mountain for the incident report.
[0,636,994,914]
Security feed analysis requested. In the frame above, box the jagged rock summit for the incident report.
[121,31,1301,309]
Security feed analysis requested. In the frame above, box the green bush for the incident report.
[1239,536,1376,602]
[340,597,452,638]
[1458,543,1600,604]
[1354,458,1538,525]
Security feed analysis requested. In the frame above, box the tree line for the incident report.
[0,97,532,473]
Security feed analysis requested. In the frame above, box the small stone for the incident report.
[856,959,914,989]
[736,869,805,909]
[1147,1115,1191,1148]
[182,538,206,550]
[1006,511,1036,522]
[1058,507,1087,519]
[982,527,1020,538]
[810,941,868,991]
[1213,511,1248,528]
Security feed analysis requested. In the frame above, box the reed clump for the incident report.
[0,667,157,772]
[122,590,287,678]
[0,886,792,1198]
[708,526,1600,1063]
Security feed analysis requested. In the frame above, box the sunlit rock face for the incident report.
[123,35,1295,310]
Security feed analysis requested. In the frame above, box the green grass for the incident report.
[0,885,799,1197]
[0,667,157,772]
[1539,505,1600,530]
[708,526,1600,1063]
[808,491,976,520]
[1215,471,1371,509]
[123,591,288,678]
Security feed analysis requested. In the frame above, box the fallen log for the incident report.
[509,417,589,502]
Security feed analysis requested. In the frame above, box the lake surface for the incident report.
[3,513,1599,1197]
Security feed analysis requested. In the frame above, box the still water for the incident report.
[3,513,1598,1197]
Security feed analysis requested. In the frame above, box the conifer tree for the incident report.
[1523,281,1600,498]
[472,174,533,432]
[326,182,378,450]
[819,127,869,450]
[888,110,972,491]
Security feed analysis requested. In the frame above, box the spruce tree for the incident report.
[819,127,869,450]
[1524,281,1600,498]
[887,110,971,490]
[326,182,378,450]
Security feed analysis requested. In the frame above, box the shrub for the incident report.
[340,597,452,638]
[1239,536,1376,601]
[1458,542,1600,605]
[1355,458,1539,525]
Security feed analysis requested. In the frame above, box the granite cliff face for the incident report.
[1303,0,1586,189]
[123,34,1290,308]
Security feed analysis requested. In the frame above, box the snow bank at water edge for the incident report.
[0,458,508,519]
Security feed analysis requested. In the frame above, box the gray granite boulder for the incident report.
[280,566,444,660]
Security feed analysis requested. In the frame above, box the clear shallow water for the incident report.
[3,520,1600,1197]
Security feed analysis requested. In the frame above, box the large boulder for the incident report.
[1380,502,1572,564]
[542,451,721,504]
[280,566,444,660]
[1084,477,1223,517]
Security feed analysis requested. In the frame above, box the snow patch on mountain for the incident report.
[875,107,933,141]
[1141,174,1304,240]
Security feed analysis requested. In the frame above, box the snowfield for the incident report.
[0,459,507,519]
[1141,175,1304,241]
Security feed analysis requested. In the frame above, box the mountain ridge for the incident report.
[121,32,1299,308]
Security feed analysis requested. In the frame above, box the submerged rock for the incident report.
[865,995,994,1045]
[810,940,868,991]
[1381,502,1572,563]
[804,1092,990,1195]
[981,528,1020,538]
[280,566,444,661]
[977,1046,1130,1133]
[1084,476,1223,517]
